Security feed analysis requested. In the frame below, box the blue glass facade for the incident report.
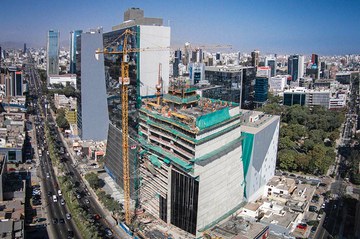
[47,30,60,76]
[254,77,268,103]
[69,30,82,74]
[102,26,140,199]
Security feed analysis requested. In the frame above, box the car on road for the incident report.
[58,190,62,196]
[66,213,72,220]
[52,218,58,224]
[104,228,113,237]
[46,173,50,178]
[67,230,74,238]
[59,218,65,224]
[60,199,65,205]
[84,198,90,204]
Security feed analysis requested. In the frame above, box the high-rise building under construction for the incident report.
[137,78,280,237]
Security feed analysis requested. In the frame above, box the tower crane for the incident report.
[95,29,169,225]
[96,29,133,225]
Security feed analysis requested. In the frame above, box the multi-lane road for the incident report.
[27,59,129,239]
[27,63,81,239]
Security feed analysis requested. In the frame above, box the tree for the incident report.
[85,172,104,190]
[56,115,70,129]
[278,149,298,171]
[303,139,315,152]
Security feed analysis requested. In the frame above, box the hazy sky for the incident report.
[1,0,360,55]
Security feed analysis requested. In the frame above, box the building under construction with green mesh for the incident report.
[138,78,245,237]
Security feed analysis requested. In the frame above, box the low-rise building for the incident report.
[265,176,296,198]
[48,74,76,88]
[0,112,26,163]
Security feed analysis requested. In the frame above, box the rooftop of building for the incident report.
[209,216,269,239]
[141,79,240,134]
[205,65,255,72]
[112,7,163,31]
[284,87,330,93]
[48,74,76,78]
[240,110,280,132]
[266,176,296,191]
[0,112,25,148]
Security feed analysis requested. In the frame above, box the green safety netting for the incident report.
[140,114,241,146]
[196,107,230,130]
[149,154,162,168]
[138,137,193,171]
[241,132,254,198]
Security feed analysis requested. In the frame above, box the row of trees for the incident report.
[85,172,123,217]
[262,102,345,175]
[55,108,70,130]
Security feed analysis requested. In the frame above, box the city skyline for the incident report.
[1,0,360,55]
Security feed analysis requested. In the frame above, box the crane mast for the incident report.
[121,31,131,225]
[95,29,169,226]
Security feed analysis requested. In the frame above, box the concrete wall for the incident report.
[139,26,170,96]
[194,145,244,234]
[80,29,109,140]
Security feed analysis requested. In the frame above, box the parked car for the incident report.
[309,206,318,212]
[297,223,307,230]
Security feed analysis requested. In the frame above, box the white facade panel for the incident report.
[139,26,170,96]
[194,146,244,235]
[247,120,279,202]
[195,127,240,158]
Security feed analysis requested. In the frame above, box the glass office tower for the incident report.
[70,30,83,74]
[46,30,60,76]
[103,26,140,199]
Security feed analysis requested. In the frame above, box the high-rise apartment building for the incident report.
[69,30,83,74]
[251,50,260,67]
[173,49,181,77]
[75,28,109,140]
[265,57,277,77]
[4,66,23,97]
[46,30,60,77]
[311,53,319,66]
[288,55,304,82]
[189,62,205,84]
[103,9,170,192]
